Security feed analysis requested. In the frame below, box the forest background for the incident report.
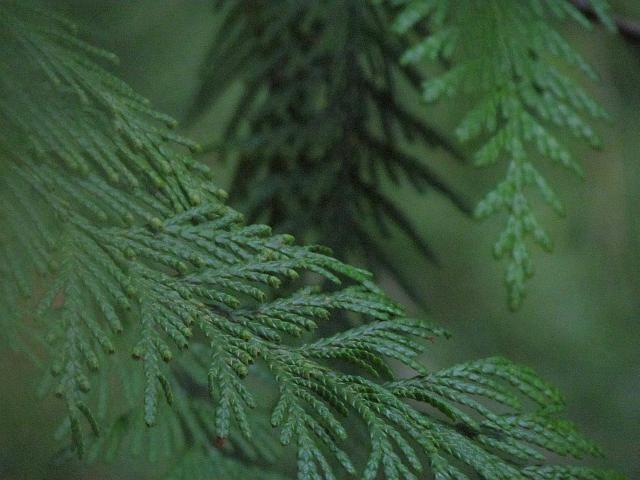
[0,0,638,478]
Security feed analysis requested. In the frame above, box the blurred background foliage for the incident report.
[1,0,639,478]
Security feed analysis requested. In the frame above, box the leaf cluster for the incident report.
[0,2,624,479]
[391,0,613,309]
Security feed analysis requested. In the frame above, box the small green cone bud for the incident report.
[77,375,91,393]
[216,189,228,200]
[191,255,204,268]
[104,340,115,355]
[188,192,201,206]
[125,283,137,298]
[87,356,99,371]
[176,261,188,275]
[161,347,173,363]
[131,345,144,359]
[152,176,166,189]
[236,364,248,378]
[281,234,295,244]
[148,217,163,231]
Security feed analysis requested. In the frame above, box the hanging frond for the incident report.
[391,0,613,309]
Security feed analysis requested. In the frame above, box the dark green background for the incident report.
[1,1,638,478]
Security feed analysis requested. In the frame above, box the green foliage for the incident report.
[0,2,624,479]
[189,0,469,305]
[391,0,613,309]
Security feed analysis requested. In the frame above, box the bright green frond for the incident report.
[392,0,612,309]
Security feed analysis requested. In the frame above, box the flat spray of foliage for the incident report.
[0,2,624,480]
[390,0,613,309]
